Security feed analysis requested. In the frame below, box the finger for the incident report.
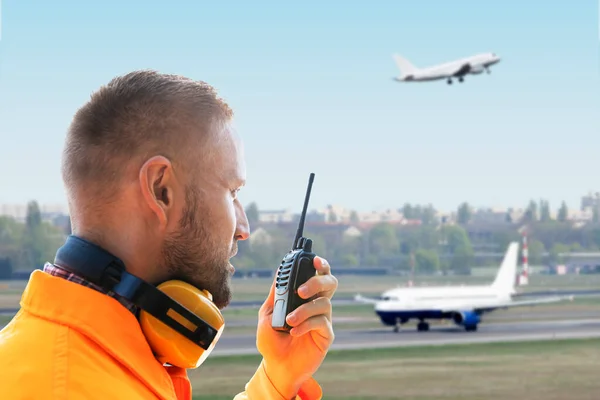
[298,273,338,300]
[286,297,332,326]
[260,274,278,313]
[290,315,332,339]
[314,256,331,275]
[290,315,335,346]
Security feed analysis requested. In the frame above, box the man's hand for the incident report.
[255,256,337,398]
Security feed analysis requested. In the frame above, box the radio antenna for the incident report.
[293,173,315,249]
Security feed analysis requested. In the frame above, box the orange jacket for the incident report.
[0,270,322,399]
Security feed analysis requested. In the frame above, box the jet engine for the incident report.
[469,66,485,74]
[451,310,480,331]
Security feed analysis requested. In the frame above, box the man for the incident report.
[0,70,338,399]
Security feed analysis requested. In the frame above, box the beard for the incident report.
[160,185,235,310]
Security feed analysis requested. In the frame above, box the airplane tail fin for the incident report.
[392,54,418,80]
[491,242,520,294]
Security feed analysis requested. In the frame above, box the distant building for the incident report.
[567,208,594,223]
[342,226,362,238]
[258,209,295,223]
[357,209,404,224]
[468,207,524,225]
[581,192,600,211]
[304,210,327,223]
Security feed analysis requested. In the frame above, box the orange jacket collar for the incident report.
[20,270,178,400]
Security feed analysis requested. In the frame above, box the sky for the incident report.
[0,0,598,215]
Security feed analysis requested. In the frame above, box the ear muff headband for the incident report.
[53,235,223,368]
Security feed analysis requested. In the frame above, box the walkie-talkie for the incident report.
[271,172,317,332]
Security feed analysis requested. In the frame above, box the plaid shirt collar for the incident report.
[43,262,139,316]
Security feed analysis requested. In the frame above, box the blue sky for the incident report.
[0,0,598,214]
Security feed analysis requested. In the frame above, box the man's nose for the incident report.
[235,222,250,241]
[235,208,250,241]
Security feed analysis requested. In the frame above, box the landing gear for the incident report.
[448,77,465,84]
[393,317,408,333]
[485,67,490,74]
[464,324,478,332]
[417,321,430,332]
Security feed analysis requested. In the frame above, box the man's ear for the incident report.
[138,156,175,231]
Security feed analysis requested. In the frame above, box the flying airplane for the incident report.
[392,52,501,85]
[354,242,573,332]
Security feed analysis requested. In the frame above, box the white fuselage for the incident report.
[375,285,512,313]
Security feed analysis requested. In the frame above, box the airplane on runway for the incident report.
[354,242,573,332]
[392,52,501,85]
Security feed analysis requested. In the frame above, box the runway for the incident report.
[2,292,598,358]
[210,317,600,357]
[2,310,599,358]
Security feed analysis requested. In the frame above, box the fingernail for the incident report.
[287,312,296,323]
[298,286,308,296]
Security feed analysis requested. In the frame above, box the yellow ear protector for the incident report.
[139,280,224,368]
[54,235,224,369]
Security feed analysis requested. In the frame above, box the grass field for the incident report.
[1,273,598,399]
[189,338,600,400]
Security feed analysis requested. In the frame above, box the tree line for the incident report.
[233,218,477,275]
[456,199,597,224]
[236,201,600,274]
[2,199,600,279]
[0,201,67,278]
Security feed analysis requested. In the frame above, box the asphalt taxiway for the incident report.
[2,308,598,358]
[219,306,600,328]
[211,317,600,357]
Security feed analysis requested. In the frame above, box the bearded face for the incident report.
[160,185,235,310]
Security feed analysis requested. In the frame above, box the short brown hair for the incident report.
[61,70,233,208]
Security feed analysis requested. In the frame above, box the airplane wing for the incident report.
[429,63,471,79]
[451,63,471,77]
[353,294,380,304]
[441,295,574,313]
